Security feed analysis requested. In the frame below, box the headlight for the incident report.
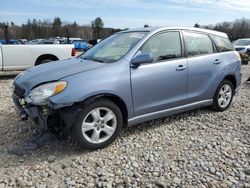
[25,81,67,105]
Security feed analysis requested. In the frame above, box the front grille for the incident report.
[14,83,25,98]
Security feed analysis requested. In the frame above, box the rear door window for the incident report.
[183,31,214,57]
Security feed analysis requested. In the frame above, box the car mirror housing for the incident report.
[131,53,153,67]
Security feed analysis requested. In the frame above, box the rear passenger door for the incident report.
[183,31,221,103]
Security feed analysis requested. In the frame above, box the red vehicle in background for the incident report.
[233,38,250,65]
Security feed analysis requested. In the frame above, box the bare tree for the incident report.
[202,17,250,40]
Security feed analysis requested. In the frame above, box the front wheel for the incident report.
[211,79,234,111]
[242,60,249,65]
[72,99,123,150]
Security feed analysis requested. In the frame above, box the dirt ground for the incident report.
[0,63,249,187]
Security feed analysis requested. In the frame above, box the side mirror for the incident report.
[131,53,153,67]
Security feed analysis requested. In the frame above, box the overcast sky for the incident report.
[0,0,250,28]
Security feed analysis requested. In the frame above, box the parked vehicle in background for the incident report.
[13,27,241,150]
[28,39,43,44]
[37,39,60,44]
[0,39,20,44]
[29,38,66,44]
[233,38,250,65]
[88,39,102,46]
[69,38,82,42]
[71,40,92,52]
[0,44,75,71]
[17,39,28,44]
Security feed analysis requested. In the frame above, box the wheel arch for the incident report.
[59,93,129,134]
[35,54,59,65]
[80,93,129,127]
[210,74,237,106]
[223,75,236,91]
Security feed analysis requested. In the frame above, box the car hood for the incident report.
[234,45,250,51]
[14,58,105,94]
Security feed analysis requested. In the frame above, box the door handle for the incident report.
[176,65,187,71]
[214,59,221,64]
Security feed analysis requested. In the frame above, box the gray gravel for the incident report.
[0,65,250,188]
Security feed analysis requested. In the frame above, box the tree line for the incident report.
[194,17,250,41]
[0,17,121,41]
[1,17,250,42]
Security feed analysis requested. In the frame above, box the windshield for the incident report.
[233,39,250,46]
[80,31,148,63]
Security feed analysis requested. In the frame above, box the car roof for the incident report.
[118,26,228,38]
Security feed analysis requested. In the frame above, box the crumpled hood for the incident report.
[14,58,105,94]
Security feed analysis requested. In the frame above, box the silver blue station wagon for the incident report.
[13,27,241,149]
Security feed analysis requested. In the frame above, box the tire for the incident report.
[36,59,53,65]
[210,79,234,111]
[242,60,249,65]
[72,99,123,150]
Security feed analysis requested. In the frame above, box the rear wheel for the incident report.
[72,99,123,149]
[211,79,234,111]
[37,59,53,65]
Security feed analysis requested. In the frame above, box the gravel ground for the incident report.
[0,65,249,188]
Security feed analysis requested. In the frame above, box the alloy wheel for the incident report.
[81,107,117,144]
[217,83,232,108]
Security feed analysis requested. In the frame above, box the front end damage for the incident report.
[240,53,249,64]
[12,85,80,137]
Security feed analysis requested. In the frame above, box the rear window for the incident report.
[212,35,234,52]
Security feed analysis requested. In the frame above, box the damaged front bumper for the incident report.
[239,53,249,64]
[13,94,52,128]
[12,94,80,136]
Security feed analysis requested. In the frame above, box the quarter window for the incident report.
[184,32,213,57]
[212,35,234,52]
[141,31,182,62]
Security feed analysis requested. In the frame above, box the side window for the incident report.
[212,35,234,52]
[141,31,182,62]
[183,32,213,57]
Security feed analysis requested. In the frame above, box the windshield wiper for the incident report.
[90,57,104,63]
[81,56,103,63]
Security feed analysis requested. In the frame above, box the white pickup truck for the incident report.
[0,44,75,71]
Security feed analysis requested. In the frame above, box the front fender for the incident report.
[48,61,134,118]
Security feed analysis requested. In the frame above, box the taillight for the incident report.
[71,48,76,56]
